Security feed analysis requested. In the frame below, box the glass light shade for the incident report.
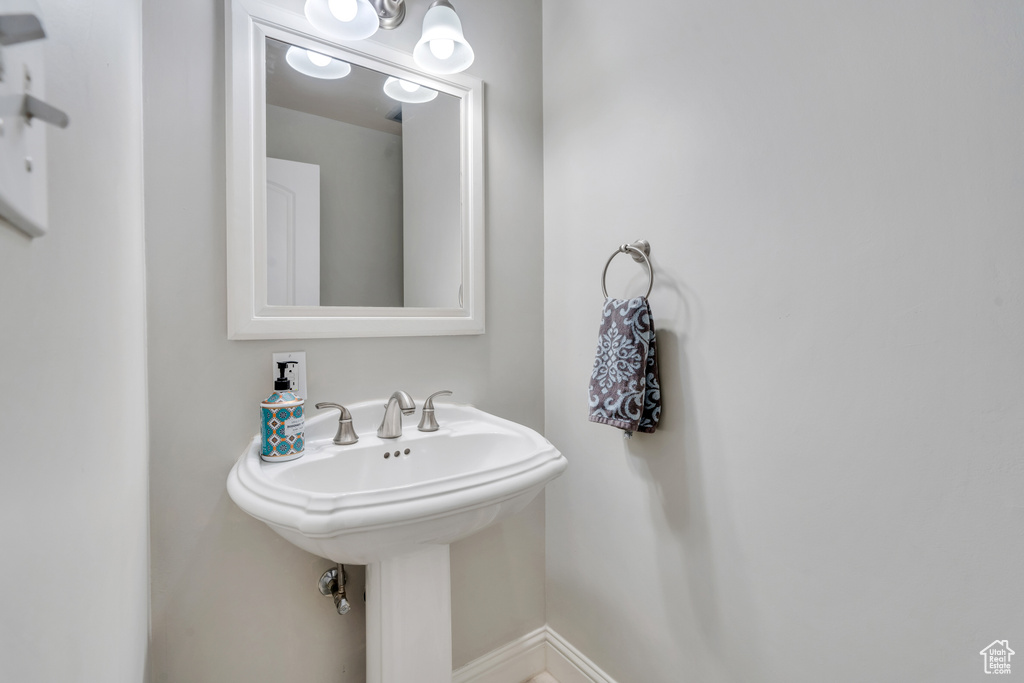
[413,5,474,74]
[285,46,352,79]
[304,0,379,41]
[383,76,439,103]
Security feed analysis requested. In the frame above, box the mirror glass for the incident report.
[226,3,484,339]
[264,37,462,309]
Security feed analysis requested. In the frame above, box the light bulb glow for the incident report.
[305,0,378,41]
[306,50,332,67]
[285,45,351,79]
[429,38,455,60]
[328,0,358,22]
[383,76,439,103]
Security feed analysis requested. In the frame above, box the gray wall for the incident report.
[0,1,150,681]
[403,93,462,308]
[543,1,1024,682]
[144,0,545,681]
[267,104,405,307]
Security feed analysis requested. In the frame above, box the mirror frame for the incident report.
[226,0,485,339]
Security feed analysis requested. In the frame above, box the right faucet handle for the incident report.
[418,390,453,432]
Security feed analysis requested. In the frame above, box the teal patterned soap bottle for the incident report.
[260,362,305,463]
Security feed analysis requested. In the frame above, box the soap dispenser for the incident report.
[260,361,305,462]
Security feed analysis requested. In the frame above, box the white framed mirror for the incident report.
[226,0,485,339]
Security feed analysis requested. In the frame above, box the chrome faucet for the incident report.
[377,390,415,439]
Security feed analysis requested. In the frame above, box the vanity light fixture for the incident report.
[413,0,474,74]
[304,0,380,41]
[284,46,352,79]
[382,76,439,103]
[304,0,474,75]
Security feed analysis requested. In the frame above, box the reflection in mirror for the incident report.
[264,37,462,309]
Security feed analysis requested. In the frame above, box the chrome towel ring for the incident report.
[601,239,654,299]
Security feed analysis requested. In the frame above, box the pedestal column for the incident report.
[365,544,452,683]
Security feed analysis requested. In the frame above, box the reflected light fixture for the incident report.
[303,0,475,75]
[304,0,380,41]
[285,46,353,79]
[383,76,439,103]
[413,0,474,74]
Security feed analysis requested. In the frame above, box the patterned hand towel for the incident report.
[588,296,661,435]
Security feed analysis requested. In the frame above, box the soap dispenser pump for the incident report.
[260,361,305,462]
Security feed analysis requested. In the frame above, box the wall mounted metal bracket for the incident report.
[370,0,406,30]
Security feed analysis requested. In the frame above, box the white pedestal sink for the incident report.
[227,400,567,683]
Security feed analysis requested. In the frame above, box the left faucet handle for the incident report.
[315,403,359,445]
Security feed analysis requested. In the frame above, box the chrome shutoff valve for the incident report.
[319,565,351,615]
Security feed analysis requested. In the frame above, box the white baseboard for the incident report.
[453,627,548,683]
[542,628,617,683]
[452,626,618,683]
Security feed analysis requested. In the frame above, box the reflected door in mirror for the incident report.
[267,157,321,306]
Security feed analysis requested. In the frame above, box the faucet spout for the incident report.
[378,390,416,439]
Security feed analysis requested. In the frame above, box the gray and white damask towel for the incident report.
[588,296,661,435]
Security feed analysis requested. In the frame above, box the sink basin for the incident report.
[227,399,567,564]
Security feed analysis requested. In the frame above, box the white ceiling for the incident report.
[265,37,404,136]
